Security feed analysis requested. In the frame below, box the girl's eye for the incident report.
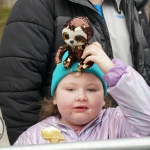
[87,89,95,92]
[67,88,75,92]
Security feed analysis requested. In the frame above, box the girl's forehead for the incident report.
[56,71,104,91]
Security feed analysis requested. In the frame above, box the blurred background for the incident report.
[0,0,17,146]
[0,0,17,42]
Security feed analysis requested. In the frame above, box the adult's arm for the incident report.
[0,0,55,145]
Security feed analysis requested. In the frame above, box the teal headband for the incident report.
[51,52,108,96]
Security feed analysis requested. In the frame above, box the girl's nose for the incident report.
[75,91,87,101]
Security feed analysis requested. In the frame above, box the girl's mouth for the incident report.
[73,106,88,112]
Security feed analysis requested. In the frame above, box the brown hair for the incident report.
[39,94,118,121]
[39,97,61,121]
[103,93,118,109]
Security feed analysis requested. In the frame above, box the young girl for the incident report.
[13,42,150,145]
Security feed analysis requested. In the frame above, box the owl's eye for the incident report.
[63,32,69,40]
[74,35,82,42]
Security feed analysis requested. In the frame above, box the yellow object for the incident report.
[41,127,65,143]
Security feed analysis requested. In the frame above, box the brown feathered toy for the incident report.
[55,16,94,71]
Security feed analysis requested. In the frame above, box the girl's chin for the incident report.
[71,116,95,125]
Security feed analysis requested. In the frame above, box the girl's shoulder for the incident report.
[13,116,59,145]
[25,116,58,133]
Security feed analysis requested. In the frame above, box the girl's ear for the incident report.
[102,99,105,107]
[53,96,57,105]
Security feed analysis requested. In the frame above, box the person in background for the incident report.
[0,0,150,145]
[139,2,150,50]
[13,42,150,145]
[144,2,150,25]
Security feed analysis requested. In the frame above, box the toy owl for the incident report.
[55,16,94,71]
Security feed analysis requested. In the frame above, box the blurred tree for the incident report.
[0,0,17,42]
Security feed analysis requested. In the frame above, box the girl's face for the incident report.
[53,72,105,129]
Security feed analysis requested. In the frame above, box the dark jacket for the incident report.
[0,0,150,145]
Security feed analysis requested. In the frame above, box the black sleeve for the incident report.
[0,0,55,145]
